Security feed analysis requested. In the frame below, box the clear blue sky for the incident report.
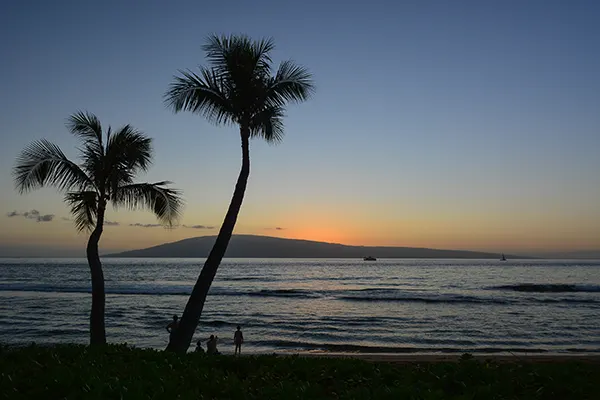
[1,0,599,256]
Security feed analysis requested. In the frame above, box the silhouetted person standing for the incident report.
[234,325,244,355]
[166,315,179,342]
[207,334,220,355]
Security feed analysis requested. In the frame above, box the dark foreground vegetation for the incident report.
[1,345,599,399]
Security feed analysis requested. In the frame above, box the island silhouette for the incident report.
[106,235,523,259]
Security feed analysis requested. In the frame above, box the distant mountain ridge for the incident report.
[106,235,522,259]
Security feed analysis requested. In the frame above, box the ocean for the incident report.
[1,258,599,354]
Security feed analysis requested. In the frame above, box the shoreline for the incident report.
[4,342,600,362]
[286,352,600,364]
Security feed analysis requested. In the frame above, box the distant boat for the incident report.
[363,256,377,261]
[501,253,507,261]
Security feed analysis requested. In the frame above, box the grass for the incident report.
[1,345,599,399]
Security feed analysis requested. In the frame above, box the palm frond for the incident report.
[252,37,276,76]
[103,125,153,194]
[67,111,104,149]
[166,34,314,144]
[13,139,94,194]
[249,106,285,144]
[203,34,274,78]
[267,60,314,106]
[106,125,152,171]
[113,182,183,227]
[65,191,98,232]
[106,126,112,145]
[164,68,234,124]
[68,112,106,185]
[80,141,104,189]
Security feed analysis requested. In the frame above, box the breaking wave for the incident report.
[250,340,566,354]
[247,289,317,298]
[490,284,600,293]
[0,284,316,299]
[339,293,510,305]
[1,283,598,305]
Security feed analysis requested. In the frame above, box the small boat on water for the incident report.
[500,253,507,261]
[363,256,377,261]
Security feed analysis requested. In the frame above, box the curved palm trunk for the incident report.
[87,202,106,345]
[167,129,250,353]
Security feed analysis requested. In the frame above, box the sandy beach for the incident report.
[291,352,600,364]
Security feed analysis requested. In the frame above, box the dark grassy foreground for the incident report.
[1,345,599,399]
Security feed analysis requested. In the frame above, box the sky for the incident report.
[1,0,599,257]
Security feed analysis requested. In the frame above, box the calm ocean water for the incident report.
[0,258,599,354]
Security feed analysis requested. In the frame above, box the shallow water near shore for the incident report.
[1,258,599,354]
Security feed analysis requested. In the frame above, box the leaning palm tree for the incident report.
[164,34,314,352]
[13,112,183,345]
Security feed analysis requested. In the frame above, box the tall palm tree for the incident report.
[13,112,183,345]
[164,34,314,352]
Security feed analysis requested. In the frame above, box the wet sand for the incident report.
[284,352,600,364]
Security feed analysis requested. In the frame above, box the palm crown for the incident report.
[164,34,314,141]
[13,112,182,231]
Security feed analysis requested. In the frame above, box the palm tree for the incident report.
[13,112,183,345]
[164,34,314,352]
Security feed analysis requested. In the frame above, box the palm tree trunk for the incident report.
[167,128,250,353]
[87,202,106,346]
